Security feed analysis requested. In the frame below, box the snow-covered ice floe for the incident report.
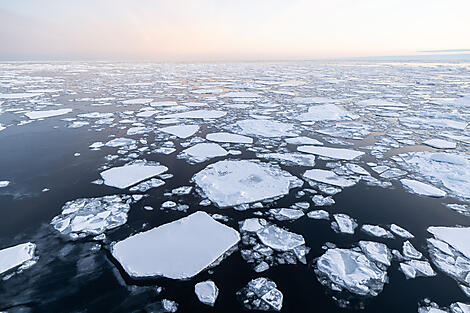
[100,160,168,189]
[297,104,358,122]
[303,169,357,188]
[25,108,72,119]
[206,132,253,144]
[192,160,303,207]
[237,277,283,311]
[111,211,240,279]
[178,143,228,163]
[427,226,470,297]
[51,195,132,239]
[160,124,199,138]
[315,247,389,296]
[0,242,37,275]
[235,119,297,137]
[194,280,219,306]
[298,146,364,160]
[400,179,446,197]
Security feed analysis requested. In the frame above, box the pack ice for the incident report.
[192,160,303,207]
[111,211,240,279]
[25,108,72,119]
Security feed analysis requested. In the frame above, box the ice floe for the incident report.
[237,277,283,311]
[400,179,446,197]
[192,160,302,207]
[111,211,240,279]
[303,169,357,188]
[424,139,457,149]
[194,280,219,306]
[178,143,228,163]
[0,242,37,275]
[206,132,253,144]
[298,146,364,160]
[298,104,358,122]
[25,108,72,119]
[236,119,296,137]
[160,124,199,138]
[100,161,168,189]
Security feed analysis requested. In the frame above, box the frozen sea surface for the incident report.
[0,61,469,312]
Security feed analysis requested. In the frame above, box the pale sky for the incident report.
[1,0,469,61]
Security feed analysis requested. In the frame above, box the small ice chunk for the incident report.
[192,160,302,208]
[399,260,436,279]
[206,132,253,144]
[162,299,178,312]
[0,242,36,275]
[240,218,267,233]
[25,108,72,119]
[111,211,240,279]
[361,224,394,239]
[312,195,335,206]
[100,161,168,189]
[331,213,357,234]
[402,241,423,260]
[400,179,446,197]
[390,224,414,239]
[237,277,283,311]
[158,110,226,119]
[257,225,305,251]
[424,139,457,149]
[307,210,330,220]
[160,124,199,138]
[298,146,364,160]
[304,169,356,187]
[105,138,136,147]
[269,208,304,221]
[0,180,9,188]
[194,280,219,306]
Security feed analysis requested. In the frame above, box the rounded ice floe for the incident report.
[0,180,9,188]
[400,179,446,197]
[194,280,219,306]
[192,160,302,207]
[423,138,457,149]
[111,211,240,279]
[298,146,364,160]
[100,161,168,189]
[315,248,388,296]
[206,132,253,144]
[0,242,36,275]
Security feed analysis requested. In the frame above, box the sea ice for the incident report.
[0,242,37,275]
[100,161,168,189]
[206,132,253,144]
[257,225,305,251]
[194,280,219,306]
[390,224,414,239]
[315,248,388,296]
[236,119,296,137]
[237,277,283,311]
[0,180,9,188]
[157,110,226,119]
[285,136,323,145]
[307,210,330,220]
[331,213,358,234]
[160,125,200,138]
[50,195,131,239]
[400,179,446,197]
[424,139,457,149]
[298,146,364,160]
[111,211,240,279]
[399,260,436,279]
[257,153,315,167]
[25,108,72,119]
[192,160,302,207]
[178,143,228,163]
[303,169,356,188]
[298,104,358,121]
[359,241,392,266]
[361,224,394,239]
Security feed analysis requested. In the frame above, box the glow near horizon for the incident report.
[0,0,469,60]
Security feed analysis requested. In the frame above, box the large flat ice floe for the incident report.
[100,161,168,189]
[0,242,37,275]
[400,179,446,197]
[235,119,296,137]
[397,152,470,200]
[111,211,240,279]
[298,104,358,122]
[298,146,364,160]
[25,108,72,119]
[192,160,303,207]
[157,110,226,119]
